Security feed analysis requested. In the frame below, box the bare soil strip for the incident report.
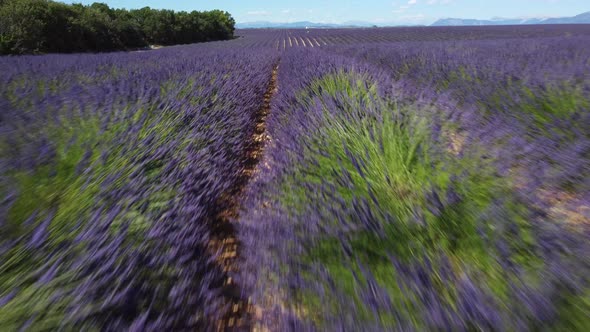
[210,64,279,331]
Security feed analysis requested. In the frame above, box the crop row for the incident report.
[1,25,589,331]
[0,45,277,330]
[234,24,590,49]
[238,34,590,330]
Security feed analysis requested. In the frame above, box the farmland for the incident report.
[1,25,590,330]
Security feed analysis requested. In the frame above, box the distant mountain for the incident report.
[542,11,590,24]
[236,21,370,29]
[237,11,590,29]
[432,11,590,26]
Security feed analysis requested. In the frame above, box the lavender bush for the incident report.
[2,24,589,331]
[238,32,590,330]
[0,45,278,329]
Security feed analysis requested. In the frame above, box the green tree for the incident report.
[0,0,236,55]
[0,0,50,54]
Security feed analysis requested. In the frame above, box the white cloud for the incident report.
[246,10,271,16]
[393,3,411,13]
[408,0,417,4]
[401,13,425,20]
[397,13,430,24]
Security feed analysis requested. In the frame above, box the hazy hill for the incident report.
[236,11,590,29]
[432,11,590,26]
[236,21,371,29]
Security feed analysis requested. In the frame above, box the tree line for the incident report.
[0,0,236,55]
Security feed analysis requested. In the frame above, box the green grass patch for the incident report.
[273,70,546,328]
[520,85,589,125]
[550,289,590,331]
[0,75,211,329]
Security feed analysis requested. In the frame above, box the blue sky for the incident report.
[64,0,589,25]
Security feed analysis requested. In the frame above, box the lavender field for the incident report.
[1,25,589,331]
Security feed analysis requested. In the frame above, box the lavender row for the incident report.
[0,45,278,329]
[234,24,590,49]
[238,43,589,330]
[326,34,590,205]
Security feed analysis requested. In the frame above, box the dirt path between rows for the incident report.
[210,63,279,331]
